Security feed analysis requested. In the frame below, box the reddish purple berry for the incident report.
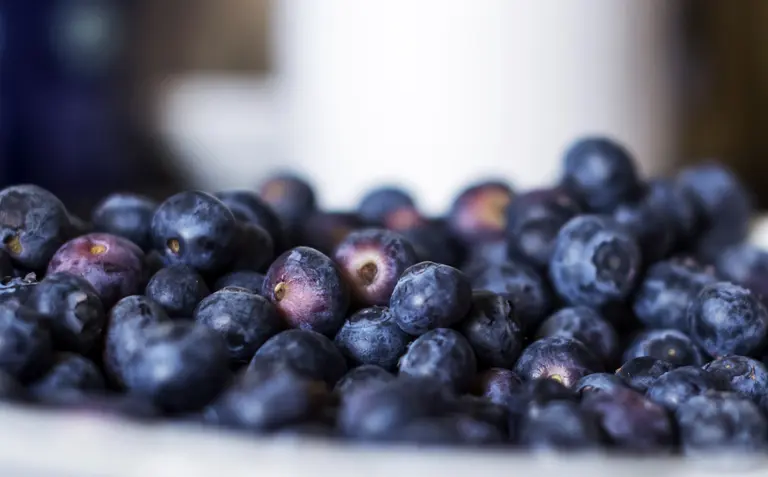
[447,181,514,244]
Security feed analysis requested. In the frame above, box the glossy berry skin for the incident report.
[357,187,415,225]
[560,137,641,213]
[581,387,674,453]
[615,357,674,393]
[458,291,523,368]
[624,329,704,368]
[194,288,283,365]
[704,356,768,407]
[145,265,210,318]
[91,193,158,251]
[333,306,411,371]
[612,198,675,264]
[447,181,514,245]
[536,306,618,365]
[0,185,74,270]
[0,302,52,382]
[574,373,627,396]
[633,258,717,330]
[716,244,768,301]
[646,366,725,412]
[121,321,230,413]
[676,392,767,456]
[505,187,583,269]
[31,353,105,396]
[47,233,145,308]
[206,363,328,432]
[151,191,238,273]
[258,174,317,230]
[334,365,395,401]
[549,215,641,308]
[249,329,347,386]
[262,247,349,337]
[688,282,768,358]
[472,260,552,332]
[519,400,605,451]
[104,295,171,387]
[398,328,477,393]
[514,337,601,388]
[390,261,472,336]
[474,368,523,405]
[228,222,274,273]
[27,272,105,354]
[299,212,363,255]
[213,271,265,295]
[333,228,417,306]
[338,376,455,440]
[215,190,286,253]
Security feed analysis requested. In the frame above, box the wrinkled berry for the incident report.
[458,291,523,368]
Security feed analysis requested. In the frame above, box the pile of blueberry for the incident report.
[0,136,767,456]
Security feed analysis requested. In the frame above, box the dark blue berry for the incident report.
[390,262,472,336]
[514,337,601,388]
[644,178,700,248]
[357,187,415,225]
[612,197,675,264]
[194,287,283,365]
[91,193,157,251]
[213,271,265,295]
[334,365,395,401]
[615,357,675,393]
[151,191,238,273]
[646,366,725,412]
[262,247,349,337]
[400,222,462,267]
[145,265,210,318]
[574,373,627,396]
[716,243,768,301]
[549,215,641,308]
[474,368,523,405]
[228,222,274,273]
[389,414,504,447]
[0,251,13,280]
[519,400,605,451]
[458,291,523,369]
[299,212,363,255]
[398,328,477,393]
[623,329,705,368]
[704,356,768,408]
[333,306,411,371]
[536,306,618,365]
[258,174,316,230]
[31,353,104,396]
[250,329,347,386]
[0,301,52,382]
[688,282,768,358]
[215,190,285,253]
[0,371,25,401]
[447,181,513,245]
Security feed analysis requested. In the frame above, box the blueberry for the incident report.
[213,271,265,295]
[676,392,767,455]
[646,366,725,412]
[0,250,12,279]
[215,190,286,253]
[0,301,52,382]
[398,328,477,393]
[400,223,462,267]
[334,306,411,371]
[121,321,230,412]
[334,365,395,401]
[0,371,25,401]
[250,329,347,386]
[262,247,349,337]
[612,198,675,264]
[206,363,329,432]
[688,282,768,358]
[299,212,363,255]
[31,353,104,396]
[623,329,704,368]
[704,356,768,407]
[458,291,523,368]
[390,262,471,336]
[471,260,552,332]
[644,178,700,248]
[514,337,601,388]
[474,368,522,405]
[389,415,505,446]
[453,395,510,439]
[258,174,316,230]
[91,193,158,251]
[560,137,641,213]
[505,187,583,269]
[333,228,417,306]
[615,357,675,393]
[194,288,283,365]
[357,186,415,225]
[574,373,627,396]
[382,205,428,232]
[716,244,768,301]
[536,306,618,365]
[632,258,717,330]
[0,185,75,270]
[35,393,160,420]
[581,387,674,453]
[151,191,238,273]
[0,273,38,304]
[549,215,641,307]
[228,222,274,273]
[447,181,514,245]
[27,272,105,354]
[518,378,578,406]
[519,400,605,451]
[104,295,171,387]
[47,233,145,307]
[338,376,454,439]
[146,265,210,318]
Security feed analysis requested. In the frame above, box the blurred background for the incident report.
[2,0,768,216]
